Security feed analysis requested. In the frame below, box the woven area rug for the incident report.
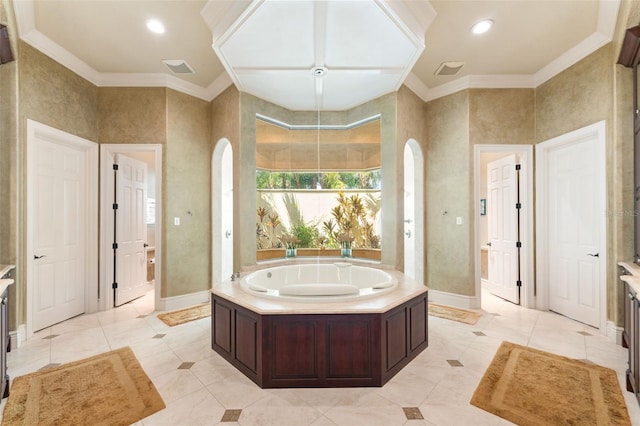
[471,341,631,425]
[157,303,211,326]
[428,302,481,325]
[2,347,165,425]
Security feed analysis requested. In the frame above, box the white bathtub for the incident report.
[239,263,398,302]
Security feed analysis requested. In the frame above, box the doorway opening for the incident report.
[212,139,234,285]
[403,139,424,282]
[474,145,534,310]
[99,144,162,312]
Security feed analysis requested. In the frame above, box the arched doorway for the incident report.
[212,139,234,285]
[403,139,424,282]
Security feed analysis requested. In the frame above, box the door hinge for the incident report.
[113,164,119,171]
[516,241,522,248]
[516,280,522,287]
[112,243,118,250]
[112,282,118,289]
[515,202,522,209]
[515,164,521,171]
[112,203,118,210]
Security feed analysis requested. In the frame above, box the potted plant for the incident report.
[279,234,299,258]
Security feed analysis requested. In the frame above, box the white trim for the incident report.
[26,120,99,338]
[12,0,621,105]
[428,289,479,310]
[534,32,610,87]
[212,139,234,286]
[473,145,535,309]
[607,321,623,345]
[535,120,607,333]
[158,290,211,312]
[99,144,163,313]
[10,325,26,349]
[407,0,620,102]
[403,139,424,284]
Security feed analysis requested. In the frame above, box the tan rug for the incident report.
[2,347,165,425]
[471,341,631,425]
[157,303,211,326]
[428,302,481,325]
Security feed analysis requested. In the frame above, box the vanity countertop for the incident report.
[0,265,15,280]
[0,279,13,296]
[620,261,640,294]
[211,269,428,315]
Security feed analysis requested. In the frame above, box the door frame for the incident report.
[26,119,99,337]
[212,138,233,285]
[536,120,607,332]
[474,144,534,308]
[99,144,162,312]
[403,139,424,283]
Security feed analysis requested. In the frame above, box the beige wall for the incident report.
[425,91,471,295]
[97,87,166,144]
[164,89,211,297]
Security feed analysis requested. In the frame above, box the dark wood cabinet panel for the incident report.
[326,318,373,379]
[271,319,318,379]
[625,283,640,406]
[211,291,428,388]
[235,310,258,374]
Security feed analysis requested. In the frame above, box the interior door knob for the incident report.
[587,253,599,258]
[34,255,46,260]
[225,230,231,239]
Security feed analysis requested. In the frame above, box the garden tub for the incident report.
[239,262,397,302]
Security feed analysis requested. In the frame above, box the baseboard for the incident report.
[607,320,623,345]
[158,290,210,312]
[11,324,26,349]
[428,289,479,309]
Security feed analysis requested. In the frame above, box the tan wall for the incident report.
[0,0,17,266]
[425,91,472,295]
[97,87,166,144]
[164,89,211,297]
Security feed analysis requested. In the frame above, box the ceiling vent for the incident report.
[162,59,194,74]
[434,61,465,76]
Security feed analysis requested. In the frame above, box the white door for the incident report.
[114,154,148,306]
[546,134,602,327]
[486,154,520,304]
[30,130,90,330]
[404,144,415,279]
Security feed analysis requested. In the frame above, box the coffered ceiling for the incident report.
[12,0,620,110]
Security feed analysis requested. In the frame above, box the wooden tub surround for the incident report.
[210,269,428,388]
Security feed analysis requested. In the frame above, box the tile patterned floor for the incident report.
[1,289,639,425]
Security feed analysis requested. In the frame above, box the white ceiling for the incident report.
[13,0,620,110]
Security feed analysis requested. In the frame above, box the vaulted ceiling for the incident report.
[13,0,620,110]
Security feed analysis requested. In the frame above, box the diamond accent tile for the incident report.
[473,331,486,336]
[403,407,424,420]
[221,409,242,422]
[576,331,593,336]
[136,315,147,318]
[178,362,195,370]
[447,359,463,367]
[42,334,59,340]
[152,334,166,339]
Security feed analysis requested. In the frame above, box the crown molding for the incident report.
[12,0,622,106]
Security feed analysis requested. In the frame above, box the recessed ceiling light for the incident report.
[146,19,165,34]
[471,19,493,35]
